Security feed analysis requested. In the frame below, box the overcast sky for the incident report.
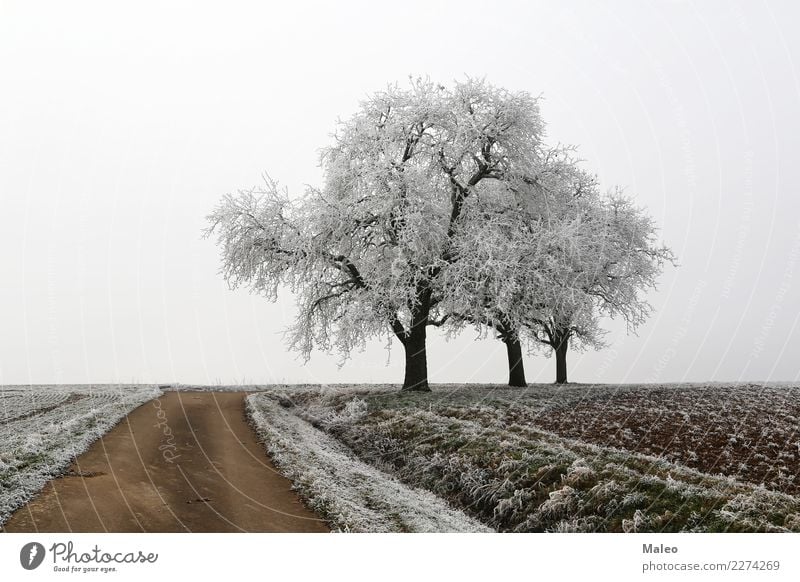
[1,0,798,386]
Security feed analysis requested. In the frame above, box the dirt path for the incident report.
[3,392,329,532]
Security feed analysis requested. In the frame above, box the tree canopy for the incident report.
[206,78,549,390]
[206,78,673,389]
[442,150,675,383]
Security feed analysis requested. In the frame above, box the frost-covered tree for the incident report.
[438,149,585,386]
[205,78,547,391]
[529,190,674,384]
[443,153,674,385]
[528,189,675,384]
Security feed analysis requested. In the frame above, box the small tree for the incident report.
[525,188,675,384]
[206,78,547,391]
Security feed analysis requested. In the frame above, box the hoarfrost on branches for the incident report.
[206,78,549,390]
[206,77,674,388]
[442,152,675,384]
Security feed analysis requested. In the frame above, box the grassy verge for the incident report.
[245,391,490,532]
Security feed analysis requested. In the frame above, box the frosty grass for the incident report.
[251,383,800,533]
[246,389,490,532]
[0,384,160,526]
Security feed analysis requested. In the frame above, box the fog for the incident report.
[1,0,798,385]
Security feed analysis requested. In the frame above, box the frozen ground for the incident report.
[259,382,800,532]
[246,391,490,532]
[6,382,796,533]
[0,384,161,527]
[526,383,800,495]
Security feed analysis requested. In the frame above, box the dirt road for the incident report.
[2,392,329,532]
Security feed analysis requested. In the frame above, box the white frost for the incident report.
[245,392,490,533]
[0,384,161,527]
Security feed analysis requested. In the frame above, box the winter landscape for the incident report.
[2,2,799,548]
[2,382,799,532]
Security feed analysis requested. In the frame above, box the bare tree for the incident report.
[205,78,547,391]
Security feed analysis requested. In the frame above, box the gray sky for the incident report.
[1,0,798,385]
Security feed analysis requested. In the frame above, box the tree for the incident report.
[205,78,547,391]
[435,180,543,387]
[442,152,674,385]
[438,149,588,386]
[531,190,674,383]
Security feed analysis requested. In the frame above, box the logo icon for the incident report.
[20,542,46,570]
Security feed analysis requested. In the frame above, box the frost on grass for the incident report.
[277,383,800,533]
[0,384,161,527]
[245,391,489,533]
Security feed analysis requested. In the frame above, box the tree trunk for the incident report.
[554,338,568,384]
[402,326,430,391]
[504,336,527,387]
[401,284,432,392]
